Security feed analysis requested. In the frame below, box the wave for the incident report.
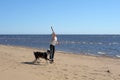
[116,55,120,58]
[60,41,120,45]
[97,52,106,55]
[109,42,119,45]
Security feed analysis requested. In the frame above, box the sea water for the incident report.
[0,35,120,57]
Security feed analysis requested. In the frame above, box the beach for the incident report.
[0,45,120,80]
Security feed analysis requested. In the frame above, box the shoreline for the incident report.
[1,44,120,59]
[0,35,120,58]
[0,45,120,80]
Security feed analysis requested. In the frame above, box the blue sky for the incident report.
[0,0,120,34]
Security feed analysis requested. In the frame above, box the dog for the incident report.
[33,49,50,64]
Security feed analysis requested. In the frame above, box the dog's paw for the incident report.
[37,61,40,63]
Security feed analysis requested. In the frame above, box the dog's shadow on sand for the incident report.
[21,61,48,66]
[21,61,40,65]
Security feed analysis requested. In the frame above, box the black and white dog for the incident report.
[33,49,50,64]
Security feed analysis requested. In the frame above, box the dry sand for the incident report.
[0,45,120,80]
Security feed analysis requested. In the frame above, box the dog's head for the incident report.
[47,49,50,54]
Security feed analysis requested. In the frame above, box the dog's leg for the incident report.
[45,58,49,64]
[33,59,37,64]
[37,59,40,63]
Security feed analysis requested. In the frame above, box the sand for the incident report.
[0,45,120,80]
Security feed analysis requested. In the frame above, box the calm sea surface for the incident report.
[0,35,120,57]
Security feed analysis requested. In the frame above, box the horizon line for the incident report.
[0,33,120,35]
